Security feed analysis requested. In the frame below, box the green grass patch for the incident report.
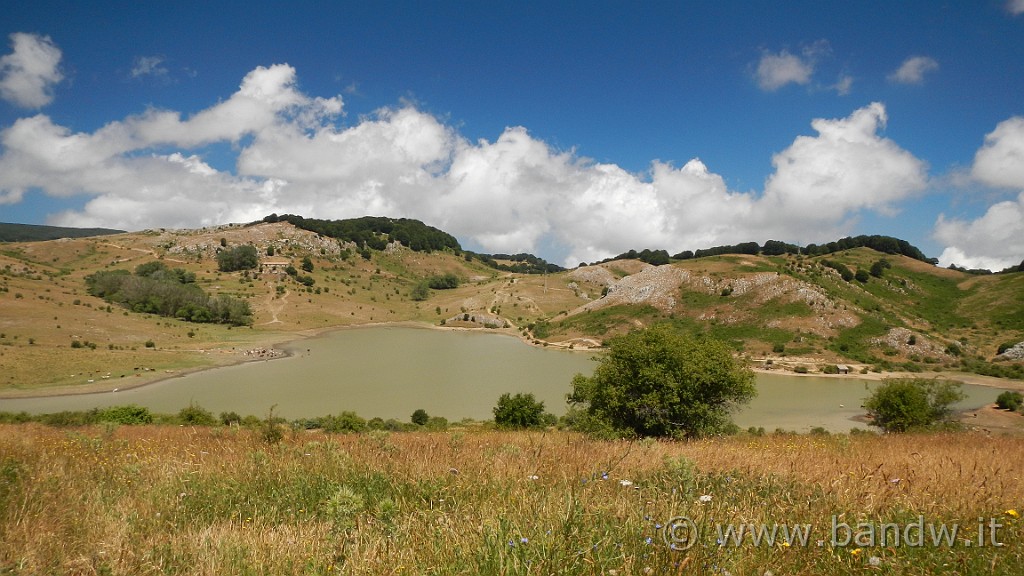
[553,305,661,336]
[830,314,889,363]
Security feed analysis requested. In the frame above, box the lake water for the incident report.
[0,326,1008,431]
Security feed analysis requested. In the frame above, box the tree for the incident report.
[178,402,217,426]
[411,409,430,426]
[870,258,891,278]
[863,378,965,433]
[217,245,259,272]
[569,326,756,438]
[427,273,460,289]
[410,282,430,301]
[493,392,547,429]
[996,391,1023,412]
[301,256,314,272]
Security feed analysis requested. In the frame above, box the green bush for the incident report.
[568,325,755,438]
[410,282,430,301]
[320,411,367,433]
[996,391,1023,411]
[864,378,965,433]
[411,409,429,426]
[219,411,242,426]
[493,392,548,429]
[217,245,259,272]
[178,402,217,426]
[259,407,285,444]
[427,273,460,289]
[98,405,153,425]
[39,410,99,426]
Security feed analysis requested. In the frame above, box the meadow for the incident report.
[1,424,1021,575]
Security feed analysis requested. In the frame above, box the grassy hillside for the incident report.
[539,249,1024,377]
[0,222,1021,394]
[1,424,1021,574]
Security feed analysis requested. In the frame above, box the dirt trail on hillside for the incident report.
[101,242,187,264]
[260,286,289,325]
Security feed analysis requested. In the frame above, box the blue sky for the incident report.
[1,1,1023,269]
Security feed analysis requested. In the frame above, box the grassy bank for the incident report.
[1,425,1021,575]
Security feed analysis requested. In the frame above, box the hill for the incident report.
[0,219,1021,394]
[0,222,124,242]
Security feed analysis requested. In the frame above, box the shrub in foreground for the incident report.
[569,325,755,439]
[996,390,1023,412]
[493,392,548,429]
[864,378,964,433]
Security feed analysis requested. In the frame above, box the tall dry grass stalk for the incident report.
[1,424,1021,574]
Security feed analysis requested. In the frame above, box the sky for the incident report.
[1,2,1023,270]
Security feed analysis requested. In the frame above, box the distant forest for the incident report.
[465,252,565,274]
[598,235,940,267]
[262,214,460,254]
[0,222,124,242]
[262,214,565,274]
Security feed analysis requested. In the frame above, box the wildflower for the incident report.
[619,479,633,487]
[1006,509,1019,519]
[868,556,882,567]
[645,537,653,545]
[601,472,609,480]
[520,537,529,544]
[850,548,861,556]
[527,474,539,480]
[699,494,712,503]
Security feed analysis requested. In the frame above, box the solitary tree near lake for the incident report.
[569,325,756,439]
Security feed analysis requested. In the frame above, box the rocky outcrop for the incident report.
[870,327,950,358]
[999,341,1024,360]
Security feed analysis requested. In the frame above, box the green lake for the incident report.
[0,326,1009,432]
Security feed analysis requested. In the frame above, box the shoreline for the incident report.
[2,320,1021,402]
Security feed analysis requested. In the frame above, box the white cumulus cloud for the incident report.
[1009,0,1024,15]
[754,41,829,92]
[755,49,814,91]
[0,32,63,108]
[0,63,938,267]
[935,193,1024,270]
[759,102,929,239]
[934,116,1024,270]
[971,116,1024,189]
[888,56,939,85]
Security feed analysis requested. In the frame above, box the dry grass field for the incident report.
[1,424,1021,575]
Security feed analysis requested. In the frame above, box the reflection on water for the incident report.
[0,326,1009,432]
